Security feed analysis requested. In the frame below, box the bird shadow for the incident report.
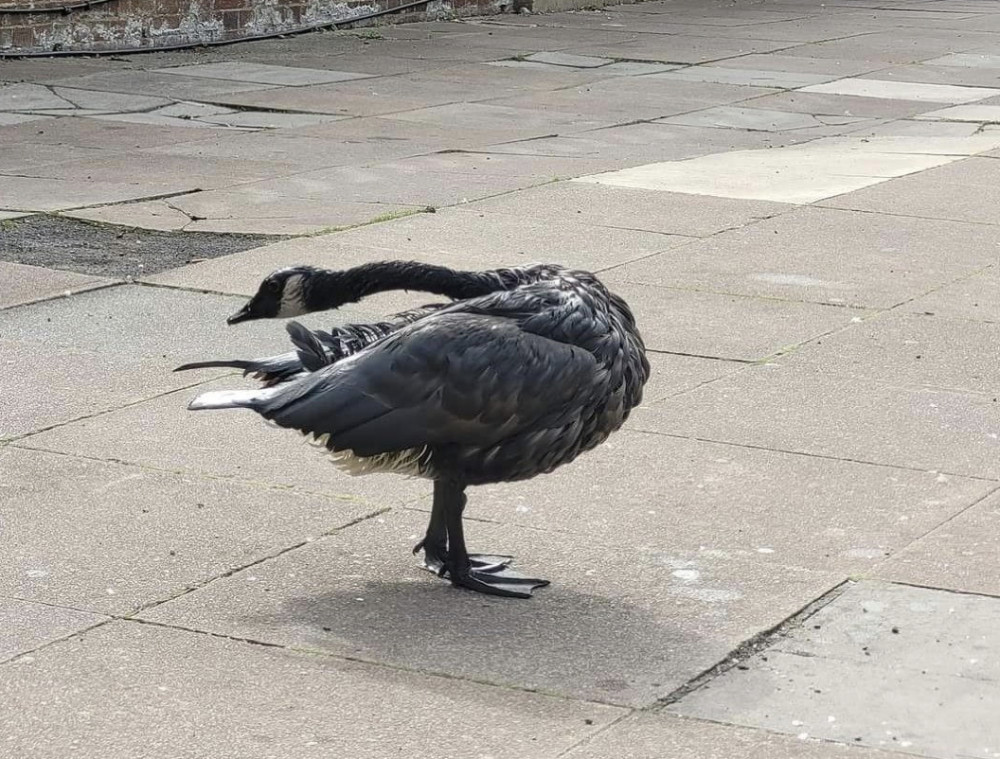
[256,577,706,707]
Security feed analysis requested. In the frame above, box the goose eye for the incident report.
[266,280,281,294]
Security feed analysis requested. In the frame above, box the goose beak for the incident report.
[227,304,253,325]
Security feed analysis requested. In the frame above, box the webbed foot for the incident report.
[449,563,550,599]
[412,539,513,575]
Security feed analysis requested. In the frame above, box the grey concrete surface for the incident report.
[139,508,840,707]
[0,262,110,310]
[0,622,624,759]
[670,582,1000,759]
[6,1,1000,755]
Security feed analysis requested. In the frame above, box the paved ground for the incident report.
[3,0,1000,756]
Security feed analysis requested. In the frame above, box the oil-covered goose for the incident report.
[180,261,650,598]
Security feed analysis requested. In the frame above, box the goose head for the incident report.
[228,266,325,324]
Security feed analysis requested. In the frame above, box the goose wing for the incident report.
[190,312,603,457]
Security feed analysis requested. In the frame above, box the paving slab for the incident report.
[570,33,791,63]
[0,621,623,759]
[604,279,864,359]
[139,508,840,707]
[524,51,614,68]
[657,105,869,131]
[633,363,1000,479]
[89,112,239,131]
[18,152,304,191]
[0,446,383,615]
[42,70,280,100]
[917,103,1000,121]
[0,114,219,150]
[23,375,426,504]
[0,113,52,126]
[493,77,779,123]
[641,351,741,402]
[314,206,689,273]
[877,492,1000,596]
[210,75,522,118]
[575,140,954,204]
[902,266,1000,321]
[49,87,171,113]
[153,62,375,86]
[467,181,791,237]
[670,581,1000,758]
[775,312,1000,396]
[0,261,111,310]
[0,286,311,439]
[785,30,996,64]
[0,597,107,664]
[743,90,938,119]
[926,52,1000,68]
[64,200,197,232]
[854,63,1000,88]
[0,83,72,112]
[801,77,1000,103]
[702,53,886,76]
[563,712,910,759]
[822,156,1000,225]
[486,121,811,170]
[654,65,835,88]
[448,428,990,575]
[0,174,201,213]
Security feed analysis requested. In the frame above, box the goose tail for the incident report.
[187,385,284,412]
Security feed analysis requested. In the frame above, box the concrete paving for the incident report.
[4,1,1000,756]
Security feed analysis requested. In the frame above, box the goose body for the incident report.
[180,261,649,597]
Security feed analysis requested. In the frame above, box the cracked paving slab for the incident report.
[0,597,107,664]
[669,581,1000,759]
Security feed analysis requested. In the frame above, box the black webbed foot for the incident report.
[449,563,550,599]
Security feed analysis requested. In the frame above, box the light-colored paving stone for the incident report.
[450,429,991,575]
[0,598,106,664]
[702,53,885,76]
[89,112,239,130]
[0,621,624,758]
[153,62,375,86]
[671,582,1000,758]
[917,104,1000,121]
[571,33,790,64]
[0,446,383,615]
[877,492,1000,596]
[653,66,835,89]
[0,210,30,220]
[822,156,1000,225]
[0,261,111,310]
[468,181,791,237]
[563,712,911,759]
[801,77,1000,103]
[575,140,954,204]
[139,508,841,707]
[745,90,937,119]
[198,110,345,129]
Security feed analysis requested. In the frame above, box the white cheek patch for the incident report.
[277,274,309,317]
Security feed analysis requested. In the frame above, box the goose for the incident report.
[178,260,650,598]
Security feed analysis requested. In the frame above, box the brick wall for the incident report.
[0,0,506,55]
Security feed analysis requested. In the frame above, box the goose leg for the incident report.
[412,482,513,574]
[439,480,550,599]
